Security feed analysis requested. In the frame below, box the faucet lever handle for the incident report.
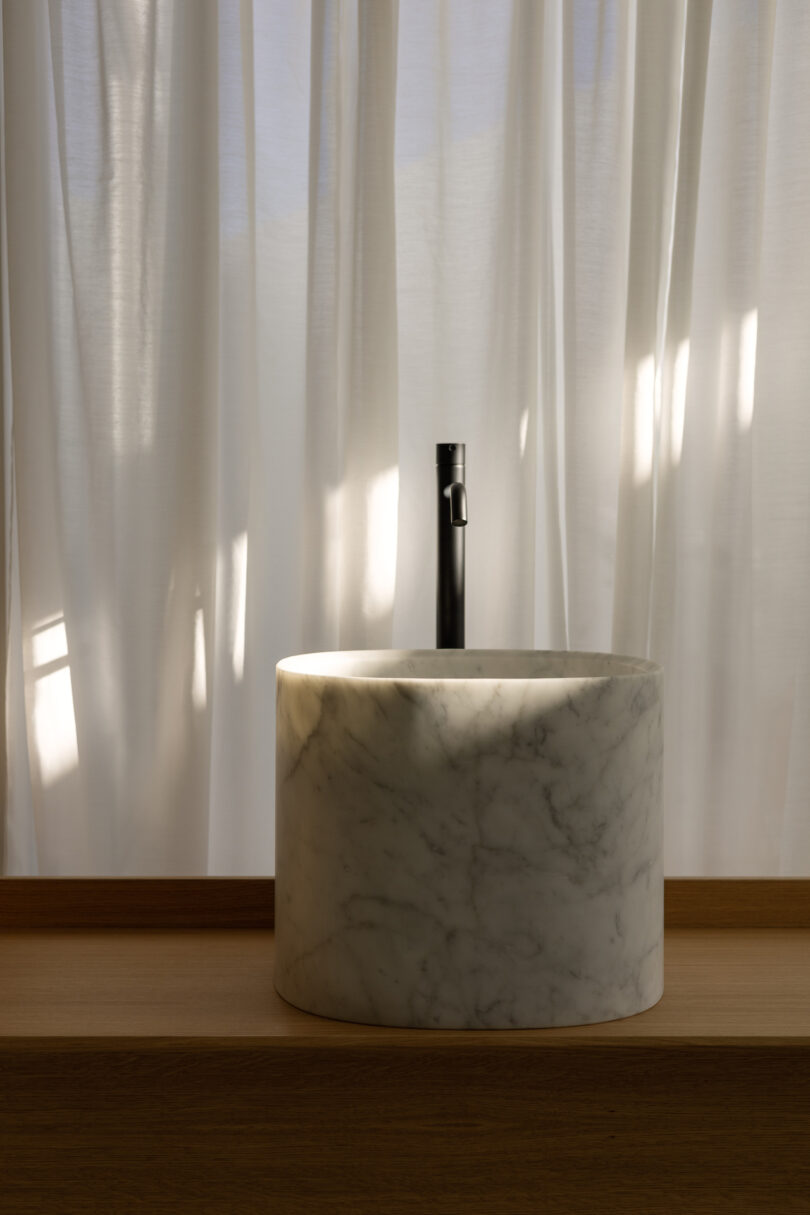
[448,481,467,527]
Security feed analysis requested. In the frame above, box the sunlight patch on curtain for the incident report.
[231,531,249,683]
[737,308,758,433]
[363,465,399,624]
[670,338,689,466]
[633,354,655,486]
[192,605,207,710]
[30,616,79,788]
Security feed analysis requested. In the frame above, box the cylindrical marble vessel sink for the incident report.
[275,650,663,1029]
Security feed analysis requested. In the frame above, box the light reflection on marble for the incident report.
[274,650,663,1029]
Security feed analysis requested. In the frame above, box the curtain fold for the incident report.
[2,0,809,876]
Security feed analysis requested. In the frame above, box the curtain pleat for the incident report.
[2,0,809,875]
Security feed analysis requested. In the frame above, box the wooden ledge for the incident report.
[1,876,808,929]
[664,877,810,927]
[0,877,276,929]
[1,887,808,1212]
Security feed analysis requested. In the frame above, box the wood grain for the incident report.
[1,877,809,929]
[665,877,810,927]
[1,1043,808,1214]
[1,927,809,1044]
[0,927,808,1212]
[0,877,275,929]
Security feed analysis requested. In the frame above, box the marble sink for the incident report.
[274,649,663,1030]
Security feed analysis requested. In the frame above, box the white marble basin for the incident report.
[274,649,663,1029]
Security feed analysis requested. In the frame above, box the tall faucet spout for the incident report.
[436,443,466,648]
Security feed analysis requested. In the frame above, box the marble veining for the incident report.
[274,649,663,1029]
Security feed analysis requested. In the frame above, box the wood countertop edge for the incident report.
[1,1034,809,1053]
[0,1035,806,1054]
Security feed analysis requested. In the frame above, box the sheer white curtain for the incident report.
[2,0,808,875]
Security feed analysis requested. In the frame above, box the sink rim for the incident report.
[277,648,661,683]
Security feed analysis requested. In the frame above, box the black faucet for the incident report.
[436,443,467,648]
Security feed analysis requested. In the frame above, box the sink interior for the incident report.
[277,648,658,681]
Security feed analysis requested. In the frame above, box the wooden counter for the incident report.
[0,880,808,1213]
